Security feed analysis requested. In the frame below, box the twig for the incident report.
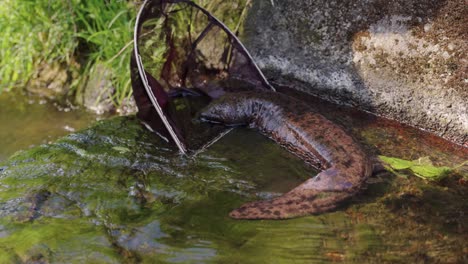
[107,30,154,63]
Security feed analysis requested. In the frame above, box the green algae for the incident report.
[0,116,466,263]
[0,218,119,263]
[379,155,463,181]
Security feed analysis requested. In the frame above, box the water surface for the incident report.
[0,92,98,161]
[0,90,466,263]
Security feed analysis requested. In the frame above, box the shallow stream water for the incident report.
[0,92,98,162]
[0,89,466,263]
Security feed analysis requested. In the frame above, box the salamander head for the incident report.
[199,93,253,126]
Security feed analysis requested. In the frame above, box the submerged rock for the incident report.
[242,0,467,146]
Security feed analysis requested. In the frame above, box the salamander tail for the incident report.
[230,188,350,220]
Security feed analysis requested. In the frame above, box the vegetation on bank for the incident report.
[0,0,136,106]
[0,0,251,110]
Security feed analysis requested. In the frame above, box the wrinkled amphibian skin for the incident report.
[200,91,373,219]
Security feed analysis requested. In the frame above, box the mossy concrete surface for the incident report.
[243,0,467,146]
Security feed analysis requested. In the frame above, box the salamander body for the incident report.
[200,91,372,219]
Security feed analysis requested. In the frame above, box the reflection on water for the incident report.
[0,92,98,161]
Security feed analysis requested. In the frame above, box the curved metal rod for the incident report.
[134,0,275,154]
[134,0,188,154]
[168,0,274,91]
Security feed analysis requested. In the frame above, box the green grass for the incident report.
[0,0,136,106]
[73,0,136,106]
[0,0,76,90]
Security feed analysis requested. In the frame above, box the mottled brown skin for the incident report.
[200,91,373,219]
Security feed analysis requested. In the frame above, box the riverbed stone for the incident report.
[80,63,116,115]
[27,61,73,101]
[242,0,467,146]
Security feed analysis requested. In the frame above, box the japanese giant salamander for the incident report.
[199,91,373,219]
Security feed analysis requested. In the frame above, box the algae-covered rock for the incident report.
[242,0,467,146]
[0,116,312,262]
